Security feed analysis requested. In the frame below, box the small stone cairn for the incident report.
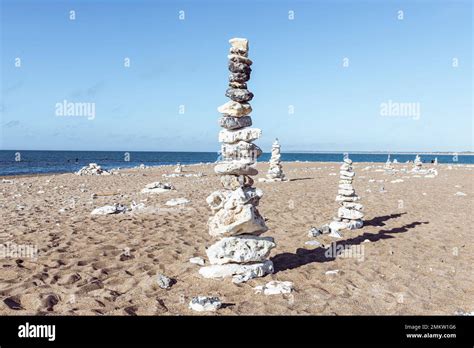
[259,138,287,182]
[384,154,393,170]
[199,38,275,284]
[76,163,110,176]
[413,154,422,171]
[329,157,364,232]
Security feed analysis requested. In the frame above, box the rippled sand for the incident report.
[0,162,472,315]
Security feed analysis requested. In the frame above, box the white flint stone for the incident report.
[229,37,248,51]
[335,195,360,202]
[347,219,364,230]
[340,170,355,177]
[91,203,127,215]
[189,296,222,312]
[199,260,274,283]
[189,257,205,266]
[342,202,363,210]
[338,183,353,190]
[329,220,348,232]
[206,187,262,213]
[157,274,173,289]
[214,161,258,176]
[141,182,174,194]
[338,207,364,220]
[338,188,355,196]
[254,281,293,295]
[217,101,252,117]
[208,203,268,237]
[165,198,190,206]
[221,141,262,163]
[219,128,262,144]
[206,235,275,265]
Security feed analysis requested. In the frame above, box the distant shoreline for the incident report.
[0,149,473,155]
[1,160,473,179]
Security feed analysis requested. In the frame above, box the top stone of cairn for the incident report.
[229,38,249,51]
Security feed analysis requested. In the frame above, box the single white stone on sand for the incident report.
[455,192,467,196]
[91,203,127,215]
[189,257,205,266]
[189,296,222,312]
[165,198,190,206]
[305,240,321,247]
[130,201,146,211]
[308,227,323,237]
[254,281,293,295]
[141,182,175,194]
[391,179,404,183]
[325,270,339,275]
[156,273,173,289]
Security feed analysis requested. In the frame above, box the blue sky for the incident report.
[1,0,472,152]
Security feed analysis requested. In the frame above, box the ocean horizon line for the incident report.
[1,149,473,155]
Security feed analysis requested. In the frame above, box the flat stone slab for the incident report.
[199,260,274,283]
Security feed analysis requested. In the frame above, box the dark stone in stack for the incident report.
[225,88,254,102]
[229,72,251,83]
[219,115,252,130]
[228,61,251,74]
[229,47,248,57]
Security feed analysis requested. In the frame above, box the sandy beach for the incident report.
[0,161,472,315]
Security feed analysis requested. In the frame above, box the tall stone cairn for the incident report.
[329,157,364,232]
[199,38,275,284]
[266,138,287,181]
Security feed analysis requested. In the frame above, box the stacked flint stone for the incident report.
[413,154,422,171]
[329,157,364,232]
[259,138,287,182]
[384,154,393,170]
[199,38,275,284]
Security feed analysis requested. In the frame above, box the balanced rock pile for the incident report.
[259,138,287,182]
[76,163,110,176]
[384,154,393,170]
[329,157,364,232]
[413,155,422,171]
[199,38,276,284]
